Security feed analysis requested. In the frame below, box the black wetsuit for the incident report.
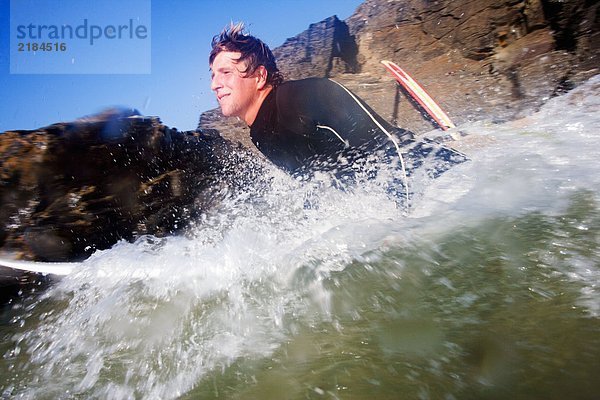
[250,77,465,178]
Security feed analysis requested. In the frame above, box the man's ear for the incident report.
[256,66,268,90]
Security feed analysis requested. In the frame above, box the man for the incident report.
[209,23,465,194]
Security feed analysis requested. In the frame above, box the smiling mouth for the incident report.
[217,94,229,101]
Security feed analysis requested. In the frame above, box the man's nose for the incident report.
[210,75,221,91]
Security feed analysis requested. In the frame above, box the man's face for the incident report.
[210,51,261,122]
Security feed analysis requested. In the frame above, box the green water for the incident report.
[183,192,600,399]
[0,192,600,399]
[1,195,599,399]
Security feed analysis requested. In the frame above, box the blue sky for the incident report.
[0,0,363,131]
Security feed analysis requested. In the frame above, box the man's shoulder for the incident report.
[276,77,338,97]
[280,77,337,89]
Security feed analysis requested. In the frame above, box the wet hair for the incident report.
[209,22,284,88]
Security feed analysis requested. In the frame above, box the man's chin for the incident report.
[219,106,233,117]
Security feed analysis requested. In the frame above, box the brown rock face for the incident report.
[342,0,598,128]
[272,15,359,79]
[0,108,246,261]
[200,0,599,138]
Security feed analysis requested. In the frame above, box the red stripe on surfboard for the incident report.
[382,61,454,130]
[381,60,456,131]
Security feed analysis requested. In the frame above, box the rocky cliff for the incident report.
[200,0,599,141]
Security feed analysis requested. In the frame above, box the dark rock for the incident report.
[0,108,247,261]
[273,15,359,79]
[198,108,256,154]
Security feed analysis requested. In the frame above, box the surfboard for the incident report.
[0,257,74,276]
[0,257,164,282]
[381,60,456,131]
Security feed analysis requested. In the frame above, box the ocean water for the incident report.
[1,76,599,399]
